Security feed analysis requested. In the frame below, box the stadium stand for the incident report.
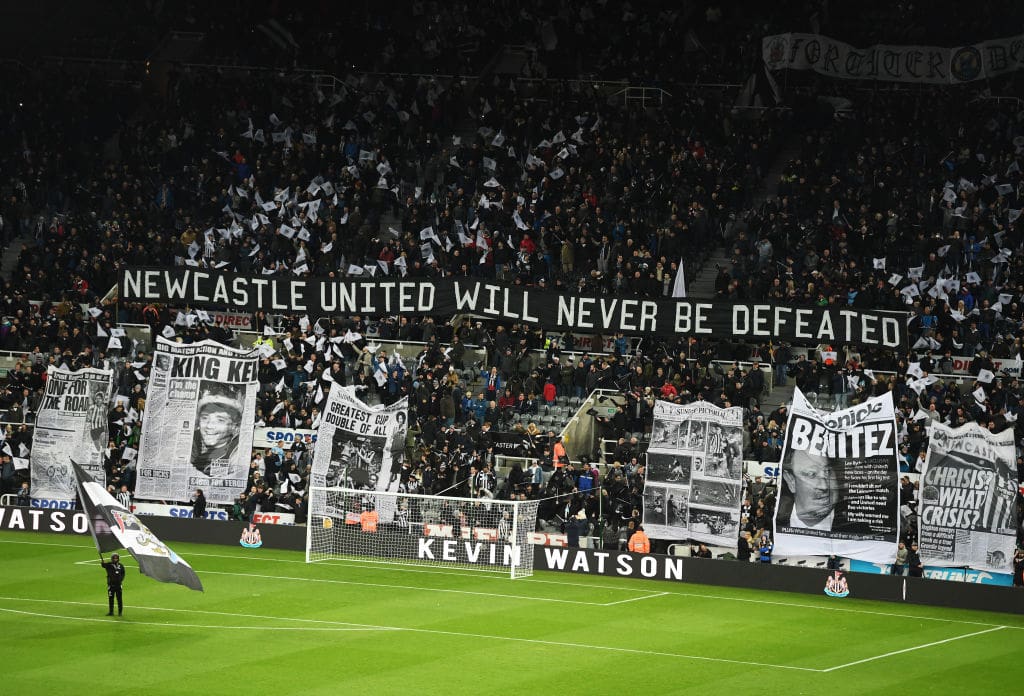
[0,2,1020,578]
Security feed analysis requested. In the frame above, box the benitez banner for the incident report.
[773,389,899,564]
[918,422,1018,575]
[119,267,906,348]
[763,32,1024,84]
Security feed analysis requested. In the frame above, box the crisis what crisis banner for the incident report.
[643,400,745,546]
[30,366,114,502]
[773,388,899,564]
[918,422,1019,575]
[311,384,408,493]
[135,338,260,505]
[120,267,906,348]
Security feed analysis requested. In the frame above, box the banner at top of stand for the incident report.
[763,32,1024,84]
[119,267,907,348]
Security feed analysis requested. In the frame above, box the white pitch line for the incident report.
[601,592,669,606]
[0,596,398,628]
[820,625,1008,672]
[0,596,818,672]
[0,607,390,631]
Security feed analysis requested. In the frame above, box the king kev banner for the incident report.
[120,268,906,348]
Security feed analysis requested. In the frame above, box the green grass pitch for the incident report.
[1,531,1021,695]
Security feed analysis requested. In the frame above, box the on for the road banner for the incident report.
[134,338,259,505]
[918,422,1019,574]
[120,267,906,348]
[311,384,408,493]
[30,366,114,502]
[773,389,899,563]
[644,400,745,546]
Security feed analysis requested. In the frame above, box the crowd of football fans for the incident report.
[0,5,1022,576]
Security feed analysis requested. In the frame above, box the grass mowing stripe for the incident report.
[5,537,1022,630]
[0,607,392,631]
[198,568,610,605]
[0,596,821,672]
[0,596,400,627]
[820,626,1009,672]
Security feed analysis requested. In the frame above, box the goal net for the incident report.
[306,487,542,579]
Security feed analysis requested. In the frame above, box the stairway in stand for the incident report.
[685,248,732,300]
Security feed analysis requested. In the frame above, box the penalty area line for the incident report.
[820,625,1008,672]
[601,592,669,606]
[0,606,392,632]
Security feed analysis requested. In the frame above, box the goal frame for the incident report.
[305,487,540,579]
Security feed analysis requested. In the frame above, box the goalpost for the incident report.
[306,487,542,579]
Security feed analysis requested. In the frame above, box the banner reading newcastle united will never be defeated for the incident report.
[120,268,906,347]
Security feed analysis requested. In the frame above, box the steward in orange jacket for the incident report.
[628,525,651,553]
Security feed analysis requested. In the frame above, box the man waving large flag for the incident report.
[72,461,203,591]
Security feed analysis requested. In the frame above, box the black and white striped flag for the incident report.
[72,462,203,591]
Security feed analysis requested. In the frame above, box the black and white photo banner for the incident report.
[918,422,1018,574]
[135,338,260,505]
[763,32,1024,84]
[30,366,114,502]
[310,384,408,493]
[644,400,745,546]
[120,268,906,347]
[773,388,899,564]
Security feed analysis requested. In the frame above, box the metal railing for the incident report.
[615,86,672,108]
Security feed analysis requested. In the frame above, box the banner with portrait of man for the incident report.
[311,384,409,493]
[918,422,1018,575]
[644,400,745,546]
[29,366,114,501]
[135,338,259,504]
[773,388,899,563]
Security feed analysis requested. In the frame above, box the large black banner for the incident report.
[120,268,906,347]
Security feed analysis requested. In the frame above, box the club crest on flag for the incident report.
[824,570,850,598]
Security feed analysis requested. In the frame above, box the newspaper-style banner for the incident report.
[29,366,114,502]
[311,384,409,493]
[773,388,899,563]
[135,338,259,505]
[763,32,1024,84]
[644,400,745,546]
[918,422,1018,574]
[119,267,907,348]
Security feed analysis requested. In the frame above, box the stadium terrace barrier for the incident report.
[534,547,1024,615]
